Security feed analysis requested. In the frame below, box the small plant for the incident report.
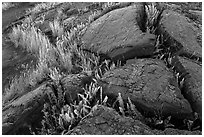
[55,38,73,74]
[49,20,64,38]
[3,62,51,105]
[9,25,52,55]
[58,105,76,131]
[112,93,125,116]
[26,2,62,14]
[145,3,160,33]
[126,97,144,120]
[88,10,102,23]
[3,74,30,105]
[40,80,104,135]
[49,67,63,83]
[2,2,15,11]
[102,2,118,10]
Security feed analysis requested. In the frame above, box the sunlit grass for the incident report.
[3,73,30,105]
[3,63,49,105]
[9,26,50,54]
[3,2,134,134]
[145,3,160,33]
[2,2,16,11]
[26,2,62,14]
[49,20,64,38]
[40,80,104,135]
[4,16,89,106]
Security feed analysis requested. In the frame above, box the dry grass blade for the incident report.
[2,2,16,11]
[26,2,62,14]
[117,93,124,110]
[145,3,160,33]
[49,20,64,38]
[102,96,108,105]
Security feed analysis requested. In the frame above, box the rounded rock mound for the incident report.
[82,4,156,62]
[171,56,202,121]
[99,59,193,119]
[158,10,202,60]
[69,105,155,135]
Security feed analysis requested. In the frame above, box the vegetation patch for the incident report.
[2,2,202,135]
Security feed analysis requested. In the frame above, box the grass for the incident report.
[3,63,49,105]
[9,21,75,72]
[145,3,161,33]
[40,80,104,135]
[2,2,16,11]
[3,73,30,105]
[4,8,94,107]
[4,2,202,134]
[26,2,62,14]
[49,20,64,38]
[9,25,50,54]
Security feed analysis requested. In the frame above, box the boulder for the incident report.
[61,72,94,104]
[171,56,202,121]
[155,128,201,135]
[2,72,94,135]
[2,84,53,135]
[69,105,201,135]
[82,4,156,62]
[69,105,155,135]
[158,10,202,61]
[99,59,193,119]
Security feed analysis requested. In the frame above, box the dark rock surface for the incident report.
[2,2,202,135]
[155,128,202,135]
[2,3,38,93]
[69,105,155,135]
[82,4,156,62]
[69,105,201,135]
[61,72,94,104]
[2,85,53,135]
[99,59,193,119]
[2,72,93,135]
[2,2,36,32]
[158,10,202,60]
[171,56,202,121]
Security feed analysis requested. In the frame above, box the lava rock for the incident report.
[69,105,155,135]
[99,59,193,119]
[82,4,156,62]
[158,10,202,61]
[69,105,201,135]
[2,85,53,135]
[155,128,202,135]
[171,56,202,121]
[2,72,94,135]
[61,72,94,104]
